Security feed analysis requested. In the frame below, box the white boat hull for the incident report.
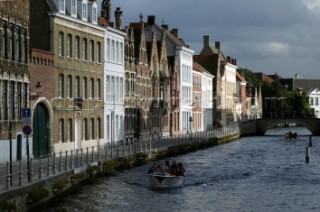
[148,174,184,188]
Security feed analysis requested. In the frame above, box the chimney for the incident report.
[101,0,111,23]
[161,24,168,30]
[203,35,210,48]
[147,16,155,25]
[114,7,123,30]
[171,29,179,38]
[215,41,220,50]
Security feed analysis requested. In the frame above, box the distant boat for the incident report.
[147,161,185,188]
[284,131,297,140]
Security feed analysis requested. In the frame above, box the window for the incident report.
[75,76,80,98]
[67,75,72,98]
[71,0,77,17]
[82,2,87,21]
[120,42,124,64]
[96,79,101,100]
[22,29,27,63]
[90,118,94,140]
[106,76,110,102]
[9,23,14,60]
[92,6,97,23]
[16,26,21,62]
[96,42,101,63]
[75,36,80,59]
[89,40,94,62]
[106,38,110,61]
[82,77,87,99]
[82,38,87,60]
[59,74,64,98]
[17,82,22,118]
[67,34,72,58]
[96,118,101,139]
[67,119,72,142]
[2,81,8,119]
[59,0,65,13]
[82,118,87,140]
[90,78,94,99]
[111,40,115,62]
[59,119,64,143]
[23,83,28,107]
[59,32,64,56]
[2,21,7,59]
[10,81,15,118]
[120,78,123,103]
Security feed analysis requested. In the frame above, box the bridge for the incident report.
[239,118,320,136]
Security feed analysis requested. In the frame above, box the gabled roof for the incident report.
[45,0,58,13]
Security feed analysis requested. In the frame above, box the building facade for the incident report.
[30,0,105,154]
[0,0,30,162]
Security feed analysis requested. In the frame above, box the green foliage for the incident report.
[102,160,119,174]
[70,173,86,182]
[119,156,135,169]
[52,178,69,192]
[237,68,261,86]
[28,188,49,204]
[87,165,99,173]
[133,153,148,166]
[0,201,16,211]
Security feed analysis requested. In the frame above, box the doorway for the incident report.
[32,103,49,157]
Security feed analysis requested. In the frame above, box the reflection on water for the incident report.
[46,127,320,212]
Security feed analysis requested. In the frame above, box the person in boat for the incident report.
[170,160,178,175]
[288,131,292,137]
[163,160,170,173]
[177,163,186,176]
[148,163,157,174]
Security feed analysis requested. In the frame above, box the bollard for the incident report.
[65,151,68,170]
[306,146,310,163]
[29,158,33,183]
[19,160,23,187]
[39,157,42,180]
[6,162,11,190]
[47,154,51,177]
[309,135,312,147]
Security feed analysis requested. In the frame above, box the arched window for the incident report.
[59,74,64,98]
[75,36,80,59]
[67,75,72,98]
[59,119,64,143]
[67,34,72,58]
[67,119,72,142]
[59,32,64,56]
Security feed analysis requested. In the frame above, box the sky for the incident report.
[99,0,320,79]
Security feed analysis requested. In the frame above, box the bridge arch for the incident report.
[240,118,320,136]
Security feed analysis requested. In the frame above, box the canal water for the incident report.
[47,127,320,212]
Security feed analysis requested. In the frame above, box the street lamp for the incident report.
[35,82,42,96]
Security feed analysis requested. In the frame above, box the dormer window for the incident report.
[59,0,65,13]
[71,0,77,17]
[82,2,87,21]
[92,6,97,24]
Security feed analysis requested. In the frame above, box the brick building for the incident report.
[0,0,30,162]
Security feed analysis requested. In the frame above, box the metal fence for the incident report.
[0,127,239,193]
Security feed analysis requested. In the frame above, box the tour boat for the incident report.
[147,161,185,187]
[148,172,184,188]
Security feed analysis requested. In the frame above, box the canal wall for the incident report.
[0,128,240,212]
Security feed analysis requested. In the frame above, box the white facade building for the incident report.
[202,71,214,130]
[178,47,194,133]
[308,88,320,118]
[104,27,126,144]
[221,62,237,125]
